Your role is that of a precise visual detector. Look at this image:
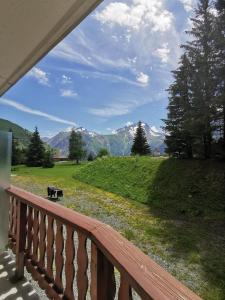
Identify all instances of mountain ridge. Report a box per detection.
[0,118,31,147]
[47,122,165,156]
[0,118,165,156]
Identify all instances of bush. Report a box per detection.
[97,148,109,157]
[42,150,55,168]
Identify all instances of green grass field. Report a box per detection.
[12,158,225,300]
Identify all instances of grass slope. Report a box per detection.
[73,157,225,219]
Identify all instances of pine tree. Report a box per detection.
[165,0,217,159]
[164,54,194,158]
[131,122,151,155]
[215,0,225,155]
[68,129,86,164]
[183,0,217,158]
[26,127,45,167]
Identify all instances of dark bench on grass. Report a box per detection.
[47,186,63,200]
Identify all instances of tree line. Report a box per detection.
[11,121,152,167]
[164,0,225,159]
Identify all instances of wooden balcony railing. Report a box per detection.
[6,185,202,300]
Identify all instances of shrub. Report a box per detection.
[42,150,55,168]
[97,148,109,157]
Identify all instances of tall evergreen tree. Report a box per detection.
[215,0,225,155]
[69,129,86,164]
[164,54,194,158]
[26,127,45,167]
[183,0,217,158]
[164,0,217,159]
[131,122,151,155]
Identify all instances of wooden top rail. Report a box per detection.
[6,185,202,300]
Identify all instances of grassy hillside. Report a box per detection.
[0,118,31,146]
[73,157,225,219]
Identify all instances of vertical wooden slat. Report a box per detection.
[90,242,98,300]
[8,196,13,236]
[15,201,27,279]
[27,206,34,257]
[39,211,46,270]
[90,242,116,300]
[55,220,64,293]
[64,226,75,300]
[77,232,88,300]
[118,275,133,300]
[32,209,39,262]
[46,215,54,281]
[13,197,17,238]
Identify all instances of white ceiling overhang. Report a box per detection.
[0,0,102,96]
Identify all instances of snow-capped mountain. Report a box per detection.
[46,122,165,156]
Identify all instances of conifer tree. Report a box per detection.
[164,0,217,159]
[164,54,194,158]
[215,0,225,155]
[183,0,217,158]
[26,127,45,167]
[183,0,216,158]
[68,129,86,164]
[131,121,151,155]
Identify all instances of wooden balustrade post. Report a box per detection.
[14,201,27,280]
[91,242,116,300]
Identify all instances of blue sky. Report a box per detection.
[0,0,196,137]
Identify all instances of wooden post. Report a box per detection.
[15,201,27,280]
[91,242,116,300]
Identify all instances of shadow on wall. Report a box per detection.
[148,158,225,299]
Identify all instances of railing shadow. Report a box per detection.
[147,158,225,298]
[0,251,40,300]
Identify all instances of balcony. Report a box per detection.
[0,185,202,299]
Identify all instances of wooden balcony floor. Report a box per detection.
[0,251,42,300]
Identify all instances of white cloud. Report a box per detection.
[49,0,182,88]
[89,98,149,117]
[0,98,77,126]
[180,0,194,12]
[61,75,72,84]
[136,72,149,85]
[52,41,95,68]
[155,43,171,63]
[27,67,50,86]
[95,0,173,32]
[60,89,77,98]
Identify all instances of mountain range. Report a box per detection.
[0,119,165,156]
[46,122,165,156]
